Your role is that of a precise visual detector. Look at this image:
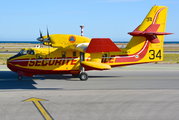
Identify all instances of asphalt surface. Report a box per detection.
[0,64,179,120]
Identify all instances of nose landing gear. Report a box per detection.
[17,75,23,80]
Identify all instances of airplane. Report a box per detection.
[7,5,172,81]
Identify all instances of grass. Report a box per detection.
[164,47,179,51]
[0,48,21,52]
[163,54,179,63]
[0,54,14,65]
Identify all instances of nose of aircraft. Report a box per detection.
[7,53,21,62]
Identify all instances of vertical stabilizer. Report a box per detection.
[123,5,173,63]
[126,6,171,49]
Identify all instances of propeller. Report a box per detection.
[44,27,51,57]
[44,27,51,43]
[37,30,44,47]
[37,30,43,41]
[36,28,51,57]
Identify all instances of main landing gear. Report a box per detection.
[79,72,88,81]
[72,71,88,81]
[72,52,89,81]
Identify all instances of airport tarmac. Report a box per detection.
[0,64,179,120]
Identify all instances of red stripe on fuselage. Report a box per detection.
[8,59,29,66]
[102,40,149,64]
[7,63,80,76]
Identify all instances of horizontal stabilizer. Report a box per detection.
[144,24,160,33]
[128,24,173,43]
[81,61,111,70]
[86,38,121,53]
[144,32,173,35]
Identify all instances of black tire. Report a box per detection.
[17,75,23,80]
[79,72,88,81]
[72,74,79,78]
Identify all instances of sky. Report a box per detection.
[0,0,179,42]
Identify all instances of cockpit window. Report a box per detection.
[18,49,35,55]
[7,49,34,61]
[22,50,28,55]
[29,50,35,55]
[19,49,24,55]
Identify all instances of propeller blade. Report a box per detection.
[47,27,50,57]
[40,30,43,38]
[44,27,51,43]
[37,29,43,41]
[47,27,50,38]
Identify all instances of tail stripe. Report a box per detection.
[153,7,166,24]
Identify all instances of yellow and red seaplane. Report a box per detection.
[7,5,172,80]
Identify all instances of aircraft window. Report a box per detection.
[19,49,24,55]
[62,51,66,58]
[39,56,42,59]
[104,54,107,57]
[29,50,35,55]
[73,52,76,57]
[22,50,28,55]
[62,54,66,58]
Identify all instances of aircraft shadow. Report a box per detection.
[43,74,120,80]
[0,71,63,90]
[0,71,120,89]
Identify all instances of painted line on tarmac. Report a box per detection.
[23,97,54,120]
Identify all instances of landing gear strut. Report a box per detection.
[17,75,23,80]
[79,52,88,81]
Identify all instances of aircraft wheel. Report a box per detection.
[17,75,23,80]
[72,74,79,78]
[79,72,88,81]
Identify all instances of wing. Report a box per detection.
[77,38,121,70]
